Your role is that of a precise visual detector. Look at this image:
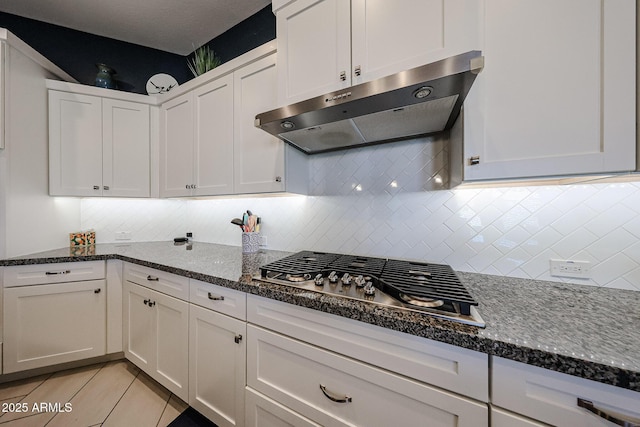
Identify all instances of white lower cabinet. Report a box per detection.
[247,325,488,427]
[123,280,189,401]
[245,388,322,427]
[189,304,246,427]
[490,407,546,427]
[3,280,106,373]
[492,357,640,427]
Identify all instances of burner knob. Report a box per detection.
[354,275,366,287]
[363,282,376,296]
[341,273,351,285]
[328,271,339,283]
[314,274,324,286]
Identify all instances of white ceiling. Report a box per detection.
[0,0,272,55]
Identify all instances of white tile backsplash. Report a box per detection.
[80,147,640,292]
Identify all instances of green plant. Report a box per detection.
[187,45,222,77]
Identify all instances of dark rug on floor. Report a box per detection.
[168,407,218,427]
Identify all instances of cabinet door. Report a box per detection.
[123,281,155,372]
[234,54,285,194]
[49,91,103,196]
[275,0,351,105]
[102,99,150,197]
[153,290,189,402]
[4,280,106,373]
[463,0,636,181]
[189,305,246,427]
[159,92,194,197]
[351,0,481,85]
[193,74,234,196]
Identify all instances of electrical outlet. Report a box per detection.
[115,231,132,241]
[260,235,267,247]
[550,259,591,279]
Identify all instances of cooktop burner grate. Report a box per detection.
[257,251,484,327]
[259,251,340,277]
[380,260,478,315]
[325,254,387,278]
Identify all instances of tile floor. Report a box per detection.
[0,360,188,426]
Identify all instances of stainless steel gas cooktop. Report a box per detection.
[256,251,485,327]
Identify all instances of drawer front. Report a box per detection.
[247,295,488,401]
[247,325,488,427]
[124,263,189,300]
[491,407,546,427]
[189,280,247,320]
[245,388,322,427]
[492,357,640,427]
[3,261,105,287]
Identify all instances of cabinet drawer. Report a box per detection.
[248,325,488,427]
[3,261,105,287]
[491,407,546,427]
[247,295,488,401]
[124,263,189,300]
[492,357,640,427]
[189,280,246,320]
[245,388,321,427]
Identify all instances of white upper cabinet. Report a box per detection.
[102,98,151,196]
[233,54,286,194]
[159,74,234,197]
[160,92,195,197]
[160,49,308,197]
[274,0,481,105]
[463,0,636,181]
[49,88,151,197]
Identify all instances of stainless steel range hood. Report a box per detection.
[255,51,483,154]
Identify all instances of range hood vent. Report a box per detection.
[255,51,483,154]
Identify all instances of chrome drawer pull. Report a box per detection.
[146,275,159,281]
[207,292,225,301]
[319,384,352,403]
[46,270,71,275]
[577,398,639,427]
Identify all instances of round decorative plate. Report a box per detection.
[146,73,179,94]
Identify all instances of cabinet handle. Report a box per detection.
[469,156,480,166]
[148,300,156,307]
[577,398,639,427]
[94,288,101,294]
[185,184,189,189]
[103,185,110,191]
[146,275,159,281]
[354,65,361,77]
[207,292,225,301]
[275,176,282,183]
[45,270,71,275]
[143,299,150,306]
[234,334,242,344]
[319,384,352,403]
[339,71,346,81]
[93,185,100,190]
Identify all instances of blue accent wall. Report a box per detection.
[0,4,275,94]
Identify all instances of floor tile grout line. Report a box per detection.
[155,392,174,427]
[43,361,108,427]
[99,365,141,426]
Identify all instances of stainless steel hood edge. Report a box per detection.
[255,51,484,154]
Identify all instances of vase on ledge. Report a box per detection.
[95,63,116,89]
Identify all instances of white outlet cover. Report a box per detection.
[550,259,591,279]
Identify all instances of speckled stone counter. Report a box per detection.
[2,241,639,393]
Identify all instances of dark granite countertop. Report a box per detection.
[2,241,639,393]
